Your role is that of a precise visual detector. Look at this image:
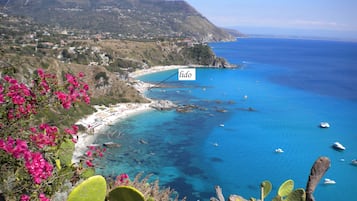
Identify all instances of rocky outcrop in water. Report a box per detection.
[150,100,177,110]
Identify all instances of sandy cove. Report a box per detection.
[128,65,188,78]
[72,65,188,163]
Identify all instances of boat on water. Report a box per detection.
[275,148,284,153]
[351,159,357,166]
[320,122,330,128]
[332,142,346,151]
[324,178,336,184]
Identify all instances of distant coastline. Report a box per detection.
[240,34,357,42]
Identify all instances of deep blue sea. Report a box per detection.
[95,38,357,201]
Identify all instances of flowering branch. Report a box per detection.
[0,68,92,200]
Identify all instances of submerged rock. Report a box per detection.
[176,104,199,113]
[139,139,148,144]
[216,109,228,113]
[103,142,121,148]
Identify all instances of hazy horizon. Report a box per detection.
[228,25,357,41]
[185,0,357,41]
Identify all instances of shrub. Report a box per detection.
[0,69,93,200]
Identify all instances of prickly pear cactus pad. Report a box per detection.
[261,180,272,199]
[67,175,107,201]
[286,188,306,201]
[278,179,294,197]
[109,186,145,201]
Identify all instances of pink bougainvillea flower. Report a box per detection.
[85,160,94,167]
[20,194,30,201]
[0,69,91,199]
[86,151,93,157]
[39,193,50,201]
[78,72,85,78]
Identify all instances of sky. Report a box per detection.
[185,0,357,40]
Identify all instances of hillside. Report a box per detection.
[0,0,235,42]
[0,13,233,107]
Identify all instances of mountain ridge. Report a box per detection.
[1,0,236,42]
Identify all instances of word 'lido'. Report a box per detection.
[178,68,196,81]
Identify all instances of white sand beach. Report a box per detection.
[72,65,188,163]
[129,65,188,78]
[72,103,153,163]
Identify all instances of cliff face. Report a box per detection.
[1,0,235,42]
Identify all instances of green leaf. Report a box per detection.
[55,159,61,170]
[58,139,75,166]
[80,167,95,179]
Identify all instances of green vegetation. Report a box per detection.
[261,180,273,201]
[67,175,107,201]
[66,173,184,201]
[3,0,235,42]
[108,186,145,201]
[211,157,330,201]
[183,43,215,65]
[273,179,305,201]
[0,6,239,201]
[0,69,94,200]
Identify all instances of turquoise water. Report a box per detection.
[95,38,357,200]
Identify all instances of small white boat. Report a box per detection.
[275,148,284,153]
[212,142,219,147]
[332,142,346,151]
[351,159,357,166]
[320,122,330,128]
[219,124,225,127]
[324,178,336,184]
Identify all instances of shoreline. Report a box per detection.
[72,65,189,163]
[129,65,188,78]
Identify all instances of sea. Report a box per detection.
[95,38,357,201]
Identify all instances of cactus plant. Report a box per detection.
[260,180,272,201]
[278,179,294,198]
[67,175,107,201]
[286,188,306,201]
[146,196,155,201]
[272,179,306,201]
[109,186,145,201]
[272,196,283,201]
